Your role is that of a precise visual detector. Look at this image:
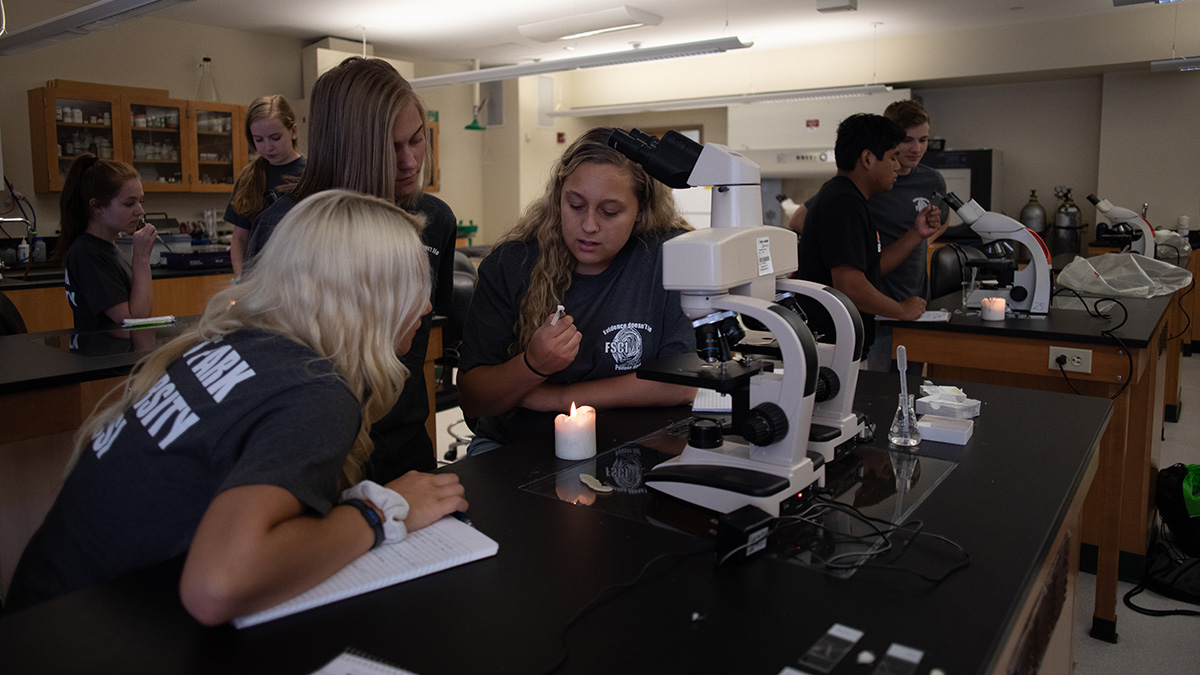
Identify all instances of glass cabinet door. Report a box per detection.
[188,102,246,192]
[27,84,128,192]
[124,97,188,191]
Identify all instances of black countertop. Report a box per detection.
[0,318,199,394]
[0,372,1111,675]
[889,291,1172,348]
[0,264,233,291]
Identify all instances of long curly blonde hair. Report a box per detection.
[71,190,430,490]
[497,127,691,354]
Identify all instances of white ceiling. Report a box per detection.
[35,1,1173,67]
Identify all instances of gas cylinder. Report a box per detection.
[1019,189,1047,234]
[1049,186,1083,256]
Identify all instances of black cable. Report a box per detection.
[772,494,970,583]
[539,544,714,675]
[1167,277,1194,342]
[1056,358,1083,396]
[1093,298,1135,400]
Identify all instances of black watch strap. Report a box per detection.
[342,498,384,549]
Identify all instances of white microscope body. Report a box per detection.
[941,191,1053,314]
[610,130,824,516]
[1088,194,1156,258]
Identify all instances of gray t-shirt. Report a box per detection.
[8,330,360,610]
[459,231,695,445]
[866,164,948,301]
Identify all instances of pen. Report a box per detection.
[451,511,473,527]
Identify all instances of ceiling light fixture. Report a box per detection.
[549,84,893,117]
[1113,1,1184,6]
[817,0,859,13]
[1150,55,1200,71]
[0,0,196,55]
[410,37,751,90]
[518,6,663,42]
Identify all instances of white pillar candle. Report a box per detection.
[980,297,1006,321]
[554,402,596,460]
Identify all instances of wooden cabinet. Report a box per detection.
[125,94,190,192]
[189,101,247,192]
[28,80,247,194]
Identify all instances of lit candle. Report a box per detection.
[554,402,596,460]
[980,297,1006,321]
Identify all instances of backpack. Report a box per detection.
[1123,463,1200,616]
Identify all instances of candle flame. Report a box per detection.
[569,401,577,416]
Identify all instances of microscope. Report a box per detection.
[609,129,827,516]
[1087,193,1156,258]
[938,191,1052,314]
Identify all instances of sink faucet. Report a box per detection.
[2,216,36,279]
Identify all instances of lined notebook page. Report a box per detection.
[310,649,417,675]
[234,516,498,628]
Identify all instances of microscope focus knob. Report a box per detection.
[741,402,789,446]
[1010,285,1028,302]
[815,366,840,403]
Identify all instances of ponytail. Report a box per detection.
[54,154,139,263]
[229,156,270,218]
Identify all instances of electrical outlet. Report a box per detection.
[1048,346,1092,374]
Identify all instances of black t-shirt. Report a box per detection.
[223,156,306,232]
[64,232,132,329]
[367,193,458,481]
[243,191,458,482]
[796,175,881,348]
[458,231,695,445]
[7,330,359,610]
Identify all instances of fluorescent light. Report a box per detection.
[1151,56,1200,71]
[519,6,662,42]
[0,0,196,55]
[817,0,858,12]
[1114,1,1183,6]
[548,84,893,117]
[410,37,751,90]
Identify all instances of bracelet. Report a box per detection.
[342,498,384,549]
[523,351,551,378]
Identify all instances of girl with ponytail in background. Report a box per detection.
[54,154,154,329]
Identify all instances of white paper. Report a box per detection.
[234,516,498,628]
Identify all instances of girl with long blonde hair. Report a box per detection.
[457,127,697,451]
[8,190,468,625]
[243,56,459,485]
[226,95,304,275]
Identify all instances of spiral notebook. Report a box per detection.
[233,516,498,629]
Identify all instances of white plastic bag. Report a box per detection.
[1057,252,1193,298]
[1153,229,1193,267]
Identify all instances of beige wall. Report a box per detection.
[0,4,306,235]
[918,78,1104,219]
[1098,70,1200,232]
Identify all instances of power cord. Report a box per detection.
[538,544,714,674]
[770,492,971,583]
[1167,277,1193,342]
[1046,290,1135,400]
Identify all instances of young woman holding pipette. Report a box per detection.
[53,154,156,329]
[8,191,468,625]
[457,128,697,453]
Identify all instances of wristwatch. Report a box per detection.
[342,498,384,549]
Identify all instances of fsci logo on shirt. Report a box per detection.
[912,196,933,213]
[603,322,651,371]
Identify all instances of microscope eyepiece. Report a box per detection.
[607,128,703,189]
[935,191,965,211]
